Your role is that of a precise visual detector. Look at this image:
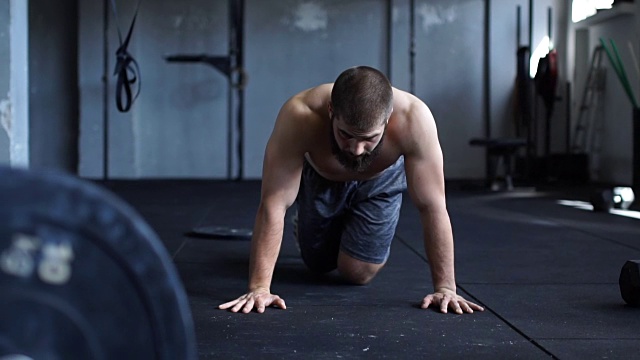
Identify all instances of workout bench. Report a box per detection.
[469,138,527,191]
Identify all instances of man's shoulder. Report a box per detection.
[391,87,428,112]
[282,84,331,119]
[289,83,332,107]
[388,91,435,156]
[273,86,329,148]
[390,90,432,127]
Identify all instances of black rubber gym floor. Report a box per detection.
[103,180,640,359]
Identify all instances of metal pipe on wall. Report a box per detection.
[233,0,245,180]
[527,0,534,165]
[69,0,80,174]
[102,0,109,179]
[484,0,491,180]
[484,0,491,141]
[386,0,393,82]
[517,5,521,48]
[226,0,234,179]
[545,6,552,157]
[548,6,552,43]
[528,0,533,59]
[409,0,415,94]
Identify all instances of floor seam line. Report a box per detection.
[480,200,640,253]
[394,234,559,359]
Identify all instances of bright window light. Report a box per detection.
[530,36,550,78]
[572,0,614,23]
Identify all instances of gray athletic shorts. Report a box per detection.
[295,156,407,273]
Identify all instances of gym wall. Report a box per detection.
[78,0,230,178]
[2,0,570,181]
[411,0,484,179]
[244,0,394,179]
[78,0,398,179]
[76,0,489,179]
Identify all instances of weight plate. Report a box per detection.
[187,226,252,240]
[620,260,640,307]
[0,167,197,360]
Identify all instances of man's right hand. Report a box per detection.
[218,288,287,313]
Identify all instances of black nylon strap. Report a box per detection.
[109,0,141,113]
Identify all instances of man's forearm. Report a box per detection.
[420,209,456,291]
[248,204,286,291]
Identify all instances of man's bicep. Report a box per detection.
[405,152,446,213]
[260,127,304,213]
[404,112,446,212]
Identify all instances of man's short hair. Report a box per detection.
[331,66,393,130]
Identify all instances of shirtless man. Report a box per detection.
[219,66,483,315]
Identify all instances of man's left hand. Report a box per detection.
[421,288,484,314]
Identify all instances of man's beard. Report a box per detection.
[330,126,384,173]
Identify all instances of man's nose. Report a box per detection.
[348,140,367,157]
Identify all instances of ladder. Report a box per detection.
[572,46,606,156]
[572,45,607,180]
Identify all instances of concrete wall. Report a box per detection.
[243,0,392,178]
[78,0,489,179]
[412,0,484,177]
[79,0,396,179]
[79,0,229,178]
[0,1,9,165]
[71,0,567,180]
[489,0,529,141]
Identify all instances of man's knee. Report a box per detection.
[337,251,385,285]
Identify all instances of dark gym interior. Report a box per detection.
[2,1,640,359]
